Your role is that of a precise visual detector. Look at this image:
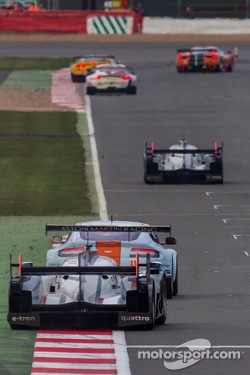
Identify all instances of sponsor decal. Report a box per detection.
[8,313,40,327]
[46,224,171,233]
[118,312,151,327]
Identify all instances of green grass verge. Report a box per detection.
[0,111,98,216]
[0,57,72,70]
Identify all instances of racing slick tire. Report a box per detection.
[86,87,96,95]
[156,300,166,326]
[71,74,86,83]
[173,265,178,296]
[216,61,223,72]
[143,172,153,184]
[166,276,173,299]
[127,86,137,95]
[147,286,156,330]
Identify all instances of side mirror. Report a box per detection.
[165,237,177,245]
[51,235,62,244]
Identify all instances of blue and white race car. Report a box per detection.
[46,221,178,299]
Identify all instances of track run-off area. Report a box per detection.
[1,36,250,375]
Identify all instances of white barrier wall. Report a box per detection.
[143,17,250,34]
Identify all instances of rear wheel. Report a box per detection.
[166,276,173,299]
[127,86,137,95]
[86,87,96,95]
[173,265,178,296]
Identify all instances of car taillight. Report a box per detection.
[59,247,85,257]
[91,60,98,65]
[122,76,131,80]
[76,63,87,68]
[214,141,218,154]
[211,52,217,59]
[177,54,183,59]
[131,248,157,256]
[151,142,154,155]
[92,76,102,80]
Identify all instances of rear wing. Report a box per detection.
[145,142,223,156]
[177,49,191,53]
[73,55,115,61]
[46,224,177,246]
[46,224,173,235]
[10,253,152,281]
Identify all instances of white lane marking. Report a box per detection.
[233,234,250,239]
[215,205,250,209]
[207,191,250,195]
[223,218,250,223]
[85,95,108,221]
[244,251,249,256]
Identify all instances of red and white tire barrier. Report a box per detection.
[51,68,86,111]
[31,330,131,375]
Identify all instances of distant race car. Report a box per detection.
[8,250,167,330]
[85,65,137,95]
[143,138,223,184]
[46,221,178,299]
[176,46,238,72]
[70,55,117,82]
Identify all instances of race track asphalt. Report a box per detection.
[1,40,250,375]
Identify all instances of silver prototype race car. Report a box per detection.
[144,138,223,184]
[85,64,137,95]
[8,249,167,330]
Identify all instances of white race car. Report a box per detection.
[144,138,223,184]
[46,221,178,299]
[85,65,137,95]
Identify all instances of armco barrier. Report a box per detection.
[0,10,139,33]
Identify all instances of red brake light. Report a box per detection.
[211,52,217,58]
[92,75,101,81]
[178,54,183,59]
[214,142,218,154]
[81,63,87,68]
[91,60,98,65]
[151,142,154,155]
[122,76,131,81]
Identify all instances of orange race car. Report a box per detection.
[176,46,238,73]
